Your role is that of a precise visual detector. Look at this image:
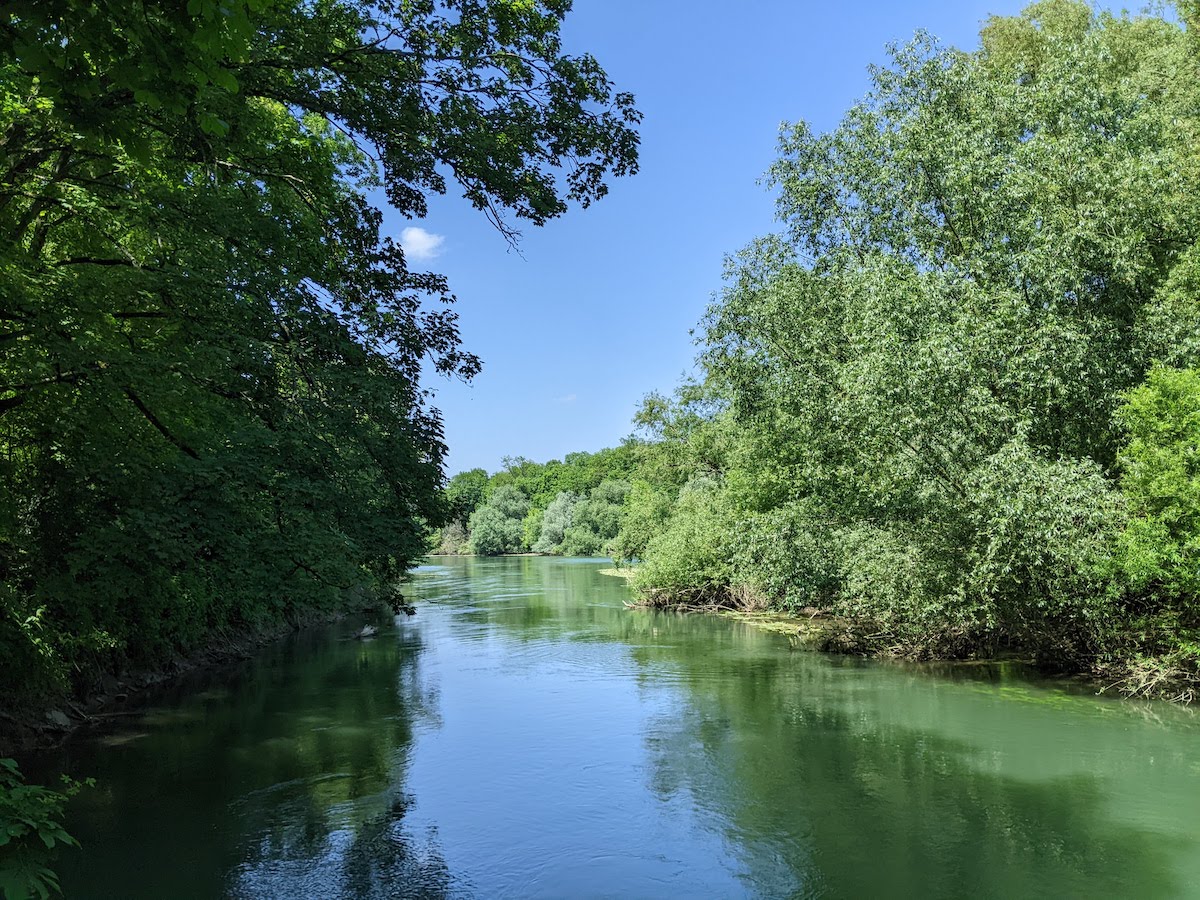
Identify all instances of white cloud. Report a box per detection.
[556,393,577,404]
[399,226,445,262]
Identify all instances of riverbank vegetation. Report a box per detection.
[0,0,639,718]
[446,1,1200,700]
[0,759,90,900]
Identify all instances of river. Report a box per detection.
[31,556,1200,898]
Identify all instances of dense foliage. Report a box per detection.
[629,0,1200,696]
[0,759,88,900]
[464,2,1200,698]
[0,0,639,707]
[433,447,639,556]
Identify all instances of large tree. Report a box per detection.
[639,2,1200,673]
[0,0,639,699]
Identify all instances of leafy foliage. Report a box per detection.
[1104,367,1200,697]
[632,478,737,604]
[625,1,1200,684]
[1116,367,1200,600]
[443,446,641,557]
[533,491,578,554]
[0,1,639,702]
[610,481,673,565]
[445,469,490,524]
[561,479,630,556]
[0,759,89,900]
[471,2,1200,699]
[467,485,529,555]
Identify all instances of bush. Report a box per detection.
[736,500,841,611]
[1115,367,1200,600]
[611,481,674,565]
[1099,367,1200,695]
[634,478,739,604]
[0,759,89,900]
[467,486,529,555]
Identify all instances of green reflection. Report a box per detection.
[416,557,1200,898]
[24,558,1200,899]
[34,621,448,899]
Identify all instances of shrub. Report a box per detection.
[634,478,738,604]
[1115,367,1200,600]
[0,759,90,900]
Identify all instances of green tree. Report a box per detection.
[633,477,738,605]
[635,1,1200,678]
[1109,366,1200,695]
[467,485,529,555]
[445,469,490,523]
[561,479,630,556]
[611,480,674,565]
[533,491,579,554]
[1116,367,1200,601]
[0,0,639,701]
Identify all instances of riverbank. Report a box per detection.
[611,569,1195,704]
[0,609,375,755]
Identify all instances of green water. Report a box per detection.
[31,557,1200,898]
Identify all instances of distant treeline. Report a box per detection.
[446,1,1200,700]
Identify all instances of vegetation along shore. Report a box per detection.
[434,2,1200,705]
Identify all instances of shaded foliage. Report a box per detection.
[0,759,89,900]
[0,1,638,702]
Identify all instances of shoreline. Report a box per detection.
[0,609,367,756]
[613,575,1192,704]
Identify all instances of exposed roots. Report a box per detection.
[1098,655,1200,704]
[629,581,769,613]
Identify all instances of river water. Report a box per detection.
[34,556,1200,898]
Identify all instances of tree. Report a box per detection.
[467,485,528,555]
[611,480,673,565]
[0,0,640,699]
[533,491,579,553]
[434,520,470,555]
[638,2,1200,672]
[446,469,490,523]
[562,479,630,556]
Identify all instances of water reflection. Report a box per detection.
[35,619,453,899]
[642,666,1184,898]
[25,557,1200,899]
[413,557,1200,899]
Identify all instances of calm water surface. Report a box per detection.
[31,557,1200,898]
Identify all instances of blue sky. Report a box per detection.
[381,0,1044,476]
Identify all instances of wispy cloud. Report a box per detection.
[556,393,577,405]
[399,226,445,262]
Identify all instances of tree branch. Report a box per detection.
[123,387,201,459]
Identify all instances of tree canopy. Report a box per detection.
[625,0,1200,692]
[0,0,639,703]
[461,1,1200,700]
